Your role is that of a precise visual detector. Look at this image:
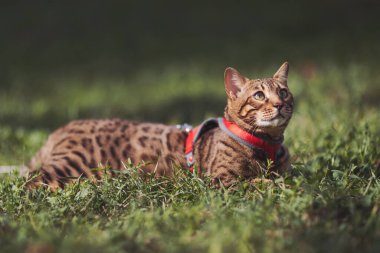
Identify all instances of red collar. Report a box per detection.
[184,118,283,172]
[220,118,282,161]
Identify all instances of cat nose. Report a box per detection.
[273,102,284,110]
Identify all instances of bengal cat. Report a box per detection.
[26,62,293,189]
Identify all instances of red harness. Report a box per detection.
[184,118,283,172]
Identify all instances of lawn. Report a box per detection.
[0,63,379,253]
[1,1,380,252]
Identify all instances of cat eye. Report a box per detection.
[279,89,288,98]
[253,91,265,101]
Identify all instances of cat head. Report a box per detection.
[224,62,294,140]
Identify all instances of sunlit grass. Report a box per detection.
[0,64,379,252]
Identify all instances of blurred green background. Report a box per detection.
[0,0,379,162]
[1,2,380,252]
[0,0,379,129]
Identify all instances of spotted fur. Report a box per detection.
[26,62,293,189]
[198,62,294,186]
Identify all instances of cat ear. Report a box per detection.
[224,67,246,99]
[273,62,289,85]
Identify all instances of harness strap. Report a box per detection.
[218,118,282,161]
[184,117,283,173]
[185,118,219,172]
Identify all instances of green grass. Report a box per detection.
[1,64,380,253]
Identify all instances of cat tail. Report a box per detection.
[0,165,29,176]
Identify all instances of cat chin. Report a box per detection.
[256,117,288,128]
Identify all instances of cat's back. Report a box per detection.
[27,118,187,189]
[30,118,141,166]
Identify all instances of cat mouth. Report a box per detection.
[274,113,285,119]
[257,114,288,127]
[266,113,286,121]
